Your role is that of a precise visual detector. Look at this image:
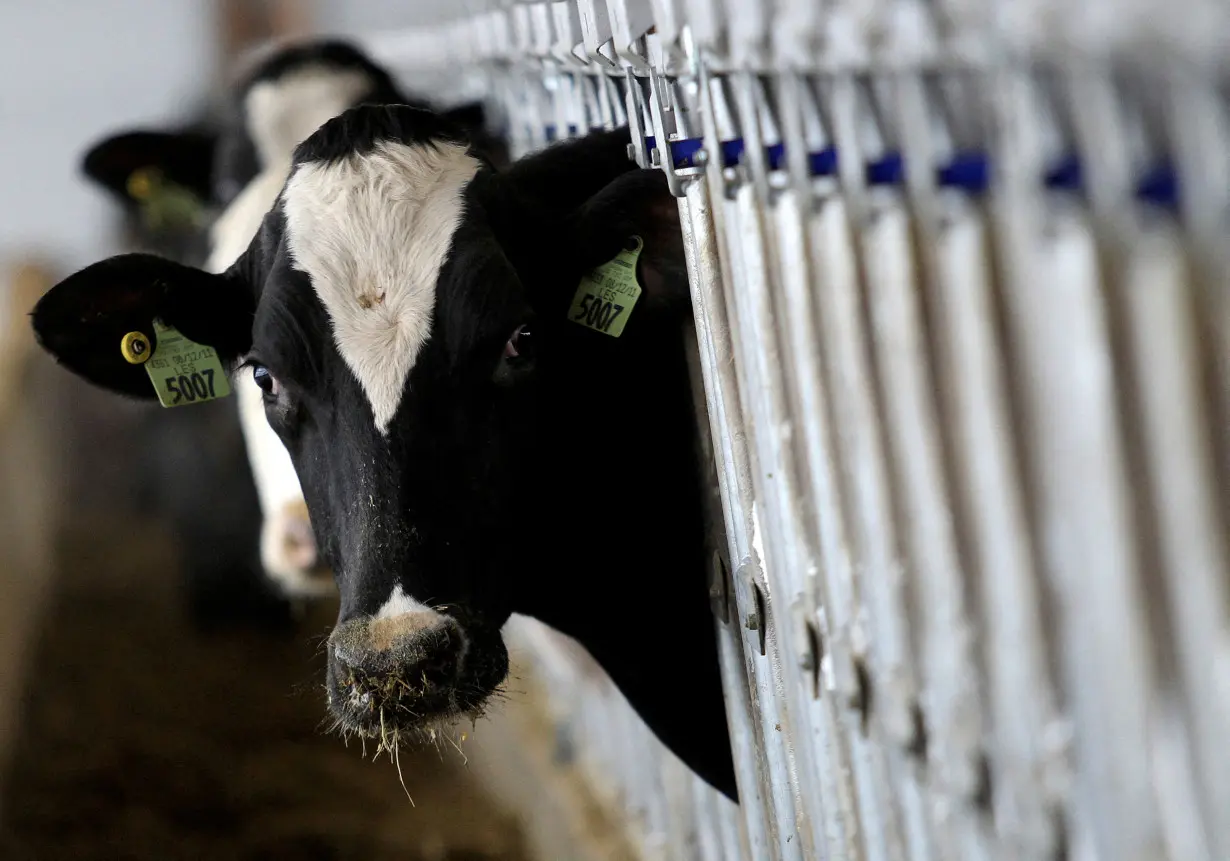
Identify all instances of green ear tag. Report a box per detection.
[128,168,205,232]
[567,236,644,337]
[143,319,231,408]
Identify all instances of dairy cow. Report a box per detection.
[33,105,738,798]
[78,39,506,600]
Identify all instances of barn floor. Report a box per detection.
[0,508,530,861]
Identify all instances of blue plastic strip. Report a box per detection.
[1044,155,1082,190]
[720,138,746,168]
[809,147,839,176]
[670,137,706,168]
[1135,162,1179,209]
[937,152,990,193]
[766,142,786,172]
[866,153,904,186]
[626,130,1188,209]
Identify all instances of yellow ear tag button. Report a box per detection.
[568,236,644,338]
[141,318,232,408]
[120,331,152,364]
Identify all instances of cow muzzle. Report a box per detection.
[326,608,481,736]
[262,500,334,598]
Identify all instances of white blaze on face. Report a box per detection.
[207,64,379,594]
[374,583,435,620]
[370,584,467,662]
[282,139,480,433]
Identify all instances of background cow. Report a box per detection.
[32,106,738,799]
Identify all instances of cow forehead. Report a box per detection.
[281,140,480,433]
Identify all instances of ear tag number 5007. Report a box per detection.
[131,319,232,408]
[568,236,644,338]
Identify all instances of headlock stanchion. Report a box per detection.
[362,2,1230,858]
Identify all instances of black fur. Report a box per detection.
[33,109,737,800]
[292,103,469,167]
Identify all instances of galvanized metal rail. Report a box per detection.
[360,2,1230,858]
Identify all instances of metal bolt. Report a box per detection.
[745,612,760,631]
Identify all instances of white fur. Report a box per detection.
[208,63,380,593]
[244,67,375,167]
[282,139,480,433]
[205,166,286,274]
[374,583,436,620]
[373,585,468,666]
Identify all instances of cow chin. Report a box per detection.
[324,611,509,742]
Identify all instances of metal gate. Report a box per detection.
[360,2,1230,859]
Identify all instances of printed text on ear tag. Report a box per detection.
[568,236,644,338]
[143,319,231,408]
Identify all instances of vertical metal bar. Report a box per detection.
[885,68,998,861]
[1117,221,1225,861]
[884,64,1068,861]
[1063,59,1228,861]
[986,66,1165,861]
[725,68,849,858]
[709,116,811,854]
[774,64,921,861]
[821,69,936,861]
[1157,65,1230,861]
[681,165,790,859]
[678,178,777,861]
[802,182,920,861]
[688,45,817,858]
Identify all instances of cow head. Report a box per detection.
[77,39,506,602]
[33,105,692,742]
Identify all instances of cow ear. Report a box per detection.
[81,129,218,208]
[572,168,690,317]
[30,253,254,400]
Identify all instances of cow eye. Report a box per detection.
[503,324,533,360]
[493,323,536,386]
[251,364,281,400]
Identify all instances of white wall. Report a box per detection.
[0,0,215,273]
[310,0,501,35]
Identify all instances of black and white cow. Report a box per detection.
[79,39,508,601]
[32,105,737,799]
